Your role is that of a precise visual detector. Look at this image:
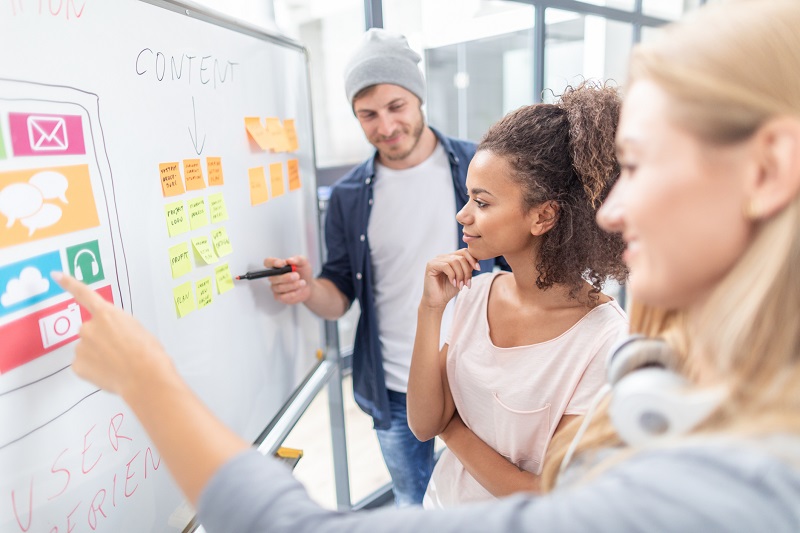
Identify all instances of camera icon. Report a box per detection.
[38,303,82,349]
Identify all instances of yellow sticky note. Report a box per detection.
[214,263,234,294]
[165,200,189,237]
[287,159,302,191]
[265,117,290,152]
[283,119,299,152]
[207,157,224,186]
[249,167,269,205]
[269,162,285,198]
[211,227,233,257]
[183,159,206,191]
[191,236,218,264]
[173,281,196,318]
[159,162,185,197]
[208,193,229,223]
[196,277,213,309]
[168,242,192,279]
[188,197,209,230]
[245,117,270,150]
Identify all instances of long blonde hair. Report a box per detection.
[542,0,800,491]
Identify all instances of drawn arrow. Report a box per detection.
[188,96,206,155]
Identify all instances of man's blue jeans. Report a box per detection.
[375,390,435,507]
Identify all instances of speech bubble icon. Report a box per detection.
[0,182,44,228]
[20,203,62,236]
[29,170,69,204]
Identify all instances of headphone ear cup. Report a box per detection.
[610,369,724,447]
[75,265,84,281]
[610,367,688,447]
[91,258,99,276]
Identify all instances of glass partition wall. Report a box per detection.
[387,0,702,142]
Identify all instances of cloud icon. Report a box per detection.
[1,266,50,307]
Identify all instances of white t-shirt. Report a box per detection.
[424,271,629,508]
[368,142,456,392]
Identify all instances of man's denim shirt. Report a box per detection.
[319,127,504,430]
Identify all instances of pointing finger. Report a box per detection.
[51,272,107,315]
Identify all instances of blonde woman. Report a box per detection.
[55,0,800,530]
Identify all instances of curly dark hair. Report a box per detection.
[477,82,628,304]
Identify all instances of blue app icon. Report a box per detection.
[0,251,64,317]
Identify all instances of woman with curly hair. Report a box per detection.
[407,82,629,507]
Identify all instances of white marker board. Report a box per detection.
[0,1,324,531]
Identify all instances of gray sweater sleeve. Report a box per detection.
[197,445,800,533]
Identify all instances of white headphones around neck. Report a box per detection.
[559,335,725,479]
[607,334,724,447]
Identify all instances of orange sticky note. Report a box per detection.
[207,157,224,186]
[287,159,302,191]
[283,119,299,152]
[245,117,270,150]
[159,162,185,197]
[183,159,205,191]
[269,162,285,198]
[248,167,269,205]
[265,117,290,152]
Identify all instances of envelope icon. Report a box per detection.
[27,116,68,151]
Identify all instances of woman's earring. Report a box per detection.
[743,199,762,220]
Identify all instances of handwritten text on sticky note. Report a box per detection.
[287,159,302,191]
[209,193,229,223]
[211,227,233,257]
[207,157,224,186]
[183,159,206,191]
[196,277,213,309]
[188,197,209,230]
[269,162,285,198]
[165,200,189,237]
[265,117,290,152]
[245,117,270,150]
[173,281,196,317]
[169,242,192,279]
[249,167,269,205]
[191,236,218,264]
[159,162,185,197]
[283,119,299,152]
[215,263,234,294]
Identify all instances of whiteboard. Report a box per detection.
[0,1,324,531]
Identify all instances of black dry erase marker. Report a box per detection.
[235,265,297,280]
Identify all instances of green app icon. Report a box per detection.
[0,121,7,160]
[66,240,105,284]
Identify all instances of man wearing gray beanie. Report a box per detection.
[265,28,506,506]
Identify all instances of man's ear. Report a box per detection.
[531,201,559,236]
[745,117,800,220]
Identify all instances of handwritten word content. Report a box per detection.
[135,50,239,88]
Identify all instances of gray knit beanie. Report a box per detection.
[344,28,426,105]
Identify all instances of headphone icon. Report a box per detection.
[73,249,99,281]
